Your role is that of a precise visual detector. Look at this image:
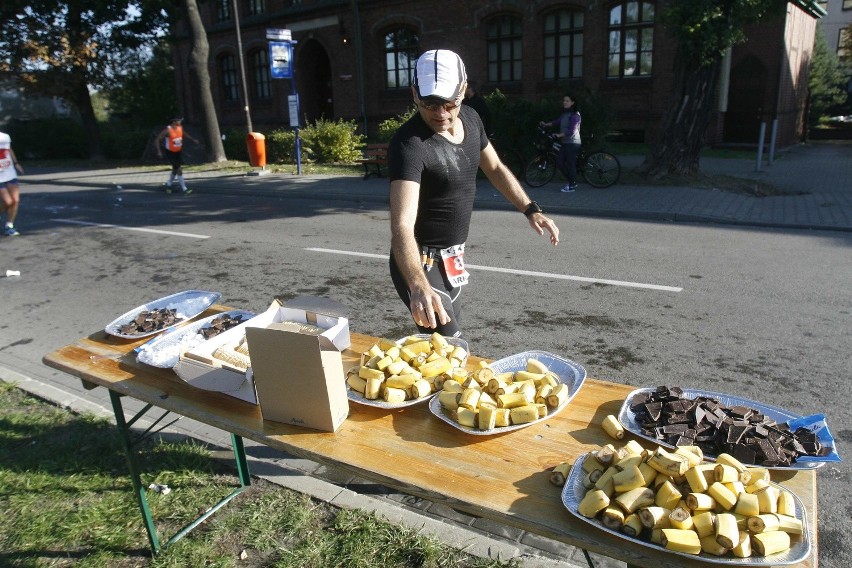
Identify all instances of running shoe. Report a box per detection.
[4,225,20,236]
[560,184,575,193]
[181,187,192,195]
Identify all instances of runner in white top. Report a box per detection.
[0,132,24,236]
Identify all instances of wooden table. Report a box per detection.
[43,306,818,567]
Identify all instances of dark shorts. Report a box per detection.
[165,150,183,169]
[389,251,463,337]
[0,178,19,190]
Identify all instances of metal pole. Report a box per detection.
[756,122,766,172]
[232,0,253,133]
[768,118,778,165]
[352,0,368,135]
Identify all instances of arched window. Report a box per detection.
[543,9,584,80]
[608,2,654,78]
[249,49,271,100]
[384,28,419,90]
[219,54,239,102]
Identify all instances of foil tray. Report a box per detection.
[136,309,256,368]
[618,387,828,470]
[429,350,586,435]
[561,454,810,565]
[347,335,469,409]
[105,290,221,339]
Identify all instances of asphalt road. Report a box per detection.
[1,181,850,567]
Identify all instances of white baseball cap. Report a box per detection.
[414,49,467,103]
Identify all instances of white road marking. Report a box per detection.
[52,219,210,240]
[304,247,683,292]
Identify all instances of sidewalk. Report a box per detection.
[24,140,852,232]
[6,141,851,567]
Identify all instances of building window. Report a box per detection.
[246,0,265,16]
[543,9,584,80]
[608,2,655,78]
[844,0,852,10]
[250,49,271,100]
[487,15,522,83]
[384,28,419,90]
[219,54,240,102]
[216,0,231,23]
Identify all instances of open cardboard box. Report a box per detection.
[174,296,350,415]
[246,296,350,432]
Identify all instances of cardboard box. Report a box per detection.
[173,296,350,408]
[246,296,351,432]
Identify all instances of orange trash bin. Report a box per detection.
[246,132,266,167]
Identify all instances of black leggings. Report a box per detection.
[389,251,462,337]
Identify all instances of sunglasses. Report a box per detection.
[418,98,461,112]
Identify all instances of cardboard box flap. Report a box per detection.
[275,295,350,319]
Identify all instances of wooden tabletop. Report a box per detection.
[42,306,818,568]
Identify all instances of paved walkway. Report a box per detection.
[24,140,852,232]
[4,141,851,567]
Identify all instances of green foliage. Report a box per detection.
[221,127,250,162]
[266,128,298,164]
[376,106,417,142]
[808,27,849,124]
[298,118,366,163]
[99,121,151,160]
[660,0,787,67]
[486,87,616,155]
[105,40,179,128]
[5,118,86,160]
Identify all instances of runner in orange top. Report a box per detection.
[155,117,199,194]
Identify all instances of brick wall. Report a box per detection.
[172,0,817,148]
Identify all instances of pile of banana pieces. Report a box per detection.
[347,332,467,404]
[555,427,803,559]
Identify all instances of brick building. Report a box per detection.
[171,0,824,147]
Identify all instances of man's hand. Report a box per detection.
[408,285,451,329]
[528,212,560,246]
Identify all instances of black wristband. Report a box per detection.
[523,201,543,218]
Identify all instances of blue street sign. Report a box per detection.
[269,41,293,79]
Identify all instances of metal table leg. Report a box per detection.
[109,390,251,553]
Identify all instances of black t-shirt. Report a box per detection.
[388,105,488,249]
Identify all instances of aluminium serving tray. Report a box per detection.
[618,387,829,470]
[136,309,256,369]
[561,453,810,565]
[429,350,586,435]
[105,290,221,339]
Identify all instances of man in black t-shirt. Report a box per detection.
[388,49,559,337]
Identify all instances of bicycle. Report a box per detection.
[523,128,621,188]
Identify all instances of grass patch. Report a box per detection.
[0,382,516,568]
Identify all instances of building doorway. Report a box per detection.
[296,39,333,124]
[724,55,768,143]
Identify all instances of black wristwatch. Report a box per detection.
[523,201,543,218]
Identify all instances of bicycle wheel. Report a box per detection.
[524,155,556,187]
[581,151,621,188]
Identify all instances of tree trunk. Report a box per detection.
[639,51,722,178]
[72,79,106,161]
[183,0,226,163]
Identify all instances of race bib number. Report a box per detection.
[173,137,183,148]
[440,243,470,287]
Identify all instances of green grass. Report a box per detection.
[0,382,517,568]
